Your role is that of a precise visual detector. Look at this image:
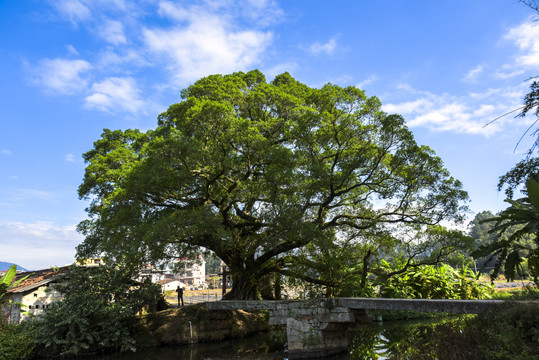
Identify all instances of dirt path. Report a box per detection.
[493,280,533,290]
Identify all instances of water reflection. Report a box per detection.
[84,317,472,360]
[86,332,286,360]
[347,316,470,360]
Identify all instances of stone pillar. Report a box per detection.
[286,303,355,359]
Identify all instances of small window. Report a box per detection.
[35,305,39,309]
[34,293,38,297]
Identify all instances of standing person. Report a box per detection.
[176,285,184,307]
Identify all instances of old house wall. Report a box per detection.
[19,284,63,322]
[1,293,23,324]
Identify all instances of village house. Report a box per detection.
[166,255,207,289]
[156,278,185,292]
[1,266,69,324]
[2,256,209,323]
[136,255,208,292]
[138,264,168,284]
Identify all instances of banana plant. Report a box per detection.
[473,179,539,285]
[1,265,31,307]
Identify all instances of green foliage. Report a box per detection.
[498,157,539,198]
[28,264,162,357]
[268,327,287,348]
[517,80,539,155]
[349,304,539,360]
[0,265,30,305]
[471,303,539,360]
[468,210,502,272]
[473,179,539,285]
[379,263,493,300]
[77,70,468,299]
[491,285,539,300]
[468,211,498,246]
[283,225,475,298]
[205,251,223,274]
[347,317,478,360]
[0,323,35,360]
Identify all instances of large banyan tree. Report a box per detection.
[77,70,468,299]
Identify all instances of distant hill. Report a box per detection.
[0,261,28,272]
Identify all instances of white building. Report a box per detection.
[156,278,185,292]
[167,255,206,289]
[2,266,70,324]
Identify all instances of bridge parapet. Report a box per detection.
[205,299,336,325]
[204,297,506,359]
[336,297,505,314]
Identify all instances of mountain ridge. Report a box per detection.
[0,261,29,272]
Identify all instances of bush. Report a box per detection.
[0,323,35,360]
[379,264,494,300]
[492,285,539,300]
[27,264,162,357]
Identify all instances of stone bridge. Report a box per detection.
[205,297,505,359]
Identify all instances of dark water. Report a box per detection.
[87,332,285,360]
[87,316,470,360]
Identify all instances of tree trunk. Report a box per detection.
[222,272,260,300]
[359,249,372,292]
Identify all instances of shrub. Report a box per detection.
[27,264,162,357]
[379,264,494,299]
[0,323,35,360]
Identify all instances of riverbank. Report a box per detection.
[134,304,269,347]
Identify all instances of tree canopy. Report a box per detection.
[77,70,468,299]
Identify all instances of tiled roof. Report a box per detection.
[7,266,71,293]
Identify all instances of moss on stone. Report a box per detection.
[134,304,269,349]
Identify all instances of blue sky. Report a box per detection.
[1,1,538,270]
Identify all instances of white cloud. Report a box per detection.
[396,83,414,91]
[157,1,191,20]
[497,20,539,78]
[65,154,76,162]
[66,45,79,55]
[48,0,130,23]
[263,62,299,78]
[143,2,273,82]
[49,0,91,24]
[505,21,539,68]
[84,77,146,114]
[35,0,281,112]
[463,65,484,83]
[1,149,12,155]
[33,58,92,94]
[383,85,526,136]
[97,48,147,68]
[157,0,283,26]
[0,187,57,209]
[384,98,432,115]
[0,221,82,269]
[308,37,337,55]
[14,188,56,201]
[241,0,284,26]
[98,19,127,45]
[495,64,526,79]
[357,74,379,89]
